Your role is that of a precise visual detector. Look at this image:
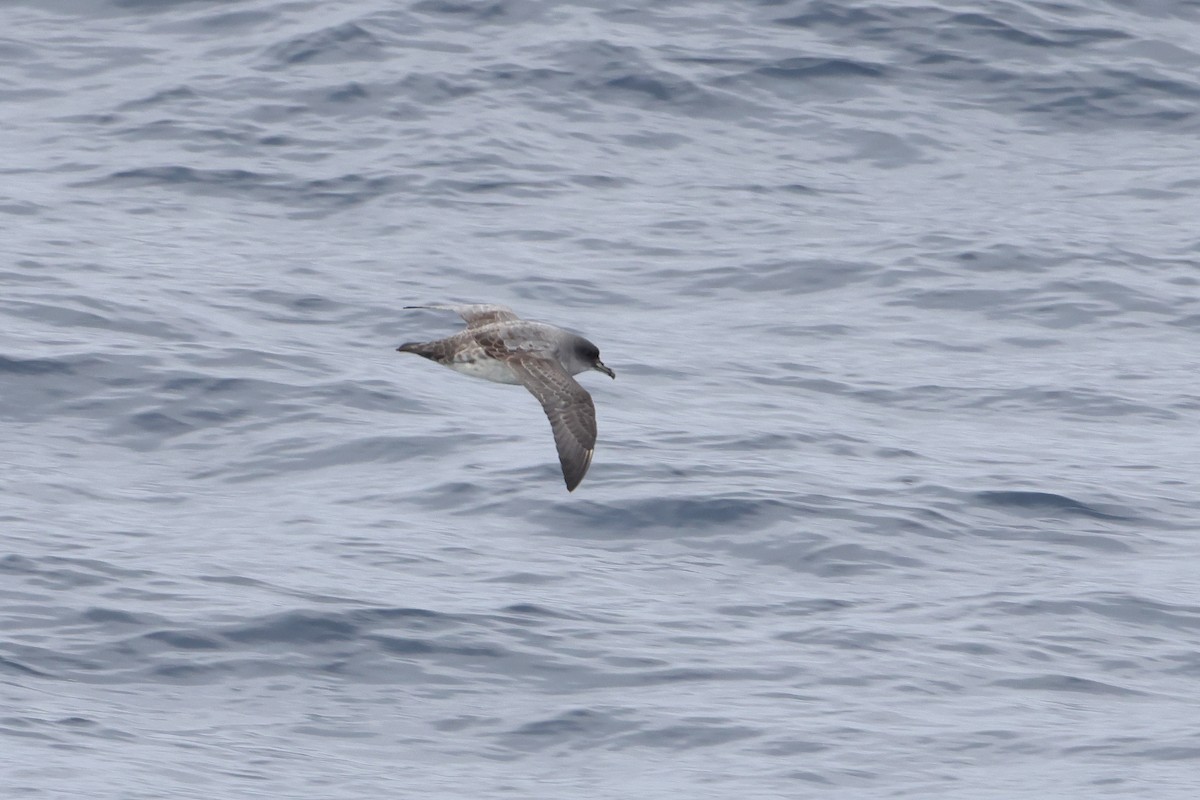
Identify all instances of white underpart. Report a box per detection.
[447,352,523,385]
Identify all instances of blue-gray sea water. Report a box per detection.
[3,1,1200,797]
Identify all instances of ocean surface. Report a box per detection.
[3,0,1200,797]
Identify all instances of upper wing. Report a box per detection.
[404,303,519,329]
[507,355,598,492]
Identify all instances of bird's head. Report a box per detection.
[571,337,615,379]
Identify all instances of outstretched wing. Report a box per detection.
[507,355,597,492]
[404,303,519,329]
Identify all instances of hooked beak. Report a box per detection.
[595,361,615,379]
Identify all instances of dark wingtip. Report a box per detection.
[562,462,584,492]
[561,449,594,492]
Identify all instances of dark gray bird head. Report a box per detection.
[566,336,615,379]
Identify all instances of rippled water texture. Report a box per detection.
[4,0,1200,797]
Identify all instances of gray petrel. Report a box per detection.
[397,303,614,491]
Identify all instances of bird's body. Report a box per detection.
[396,304,614,491]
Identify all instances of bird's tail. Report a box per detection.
[396,341,439,360]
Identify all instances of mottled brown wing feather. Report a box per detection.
[472,330,514,360]
[405,303,519,328]
[507,356,597,492]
